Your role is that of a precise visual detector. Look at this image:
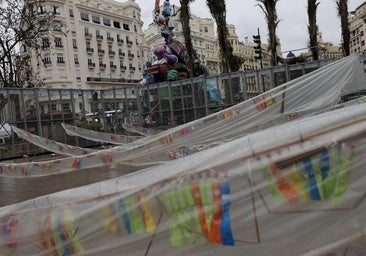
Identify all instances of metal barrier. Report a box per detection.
[137,58,337,128]
[0,57,359,160]
[0,87,137,159]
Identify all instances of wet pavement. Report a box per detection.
[0,154,143,207]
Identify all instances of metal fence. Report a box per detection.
[0,57,361,160]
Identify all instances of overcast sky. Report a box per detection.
[131,0,365,54]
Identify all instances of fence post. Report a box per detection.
[203,77,209,116]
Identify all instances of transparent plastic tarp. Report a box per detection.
[61,123,142,145]
[1,103,366,255]
[1,55,365,177]
[12,126,98,156]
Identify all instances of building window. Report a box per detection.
[76,70,81,80]
[92,15,100,24]
[103,18,111,26]
[55,38,63,47]
[113,21,121,28]
[123,23,130,31]
[53,6,60,15]
[74,55,79,64]
[73,39,77,49]
[70,23,76,34]
[58,69,67,79]
[42,38,50,48]
[51,104,57,111]
[204,27,208,33]
[37,6,46,14]
[69,8,74,17]
[62,103,70,111]
[80,12,89,21]
[43,54,51,64]
[57,54,64,64]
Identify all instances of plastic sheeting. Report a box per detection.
[61,123,142,145]
[122,123,162,136]
[1,103,366,255]
[1,55,365,177]
[12,126,98,156]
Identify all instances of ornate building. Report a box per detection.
[27,0,145,89]
[25,0,145,114]
[349,2,366,54]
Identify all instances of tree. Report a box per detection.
[0,0,53,89]
[206,0,244,103]
[206,0,238,73]
[336,0,350,56]
[179,0,198,77]
[307,0,320,60]
[0,0,53,118]
[256,0,280,66]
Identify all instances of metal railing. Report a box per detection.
[1,56,363,160]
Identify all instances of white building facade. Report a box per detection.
[26,0,145,115]
[349,2,366,54]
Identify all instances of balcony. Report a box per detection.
[129,66,136,72]
[99,63,106,69]
[128,53,134,59]
[84,33,92,39]
[108,50,115,56]
[88,62,96,68]
[96,35,103,41]
[86,47,94,53]
[87,77,126,83]
[110,64,117,70]
[98,49,105,55]
[127,40,133,47]
[120,65,127,71]
[117,39,124,44]
[119,52,125,58]
[107,37,114,43]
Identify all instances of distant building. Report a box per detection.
[144,12,221,75]
[144,8,275,76]
[24,0,145,115]
[349,2,366,54]
[299,32,343,61]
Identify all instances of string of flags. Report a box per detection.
[160,172,235,247]
[103,192,156,236]
[263,148,354,206]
